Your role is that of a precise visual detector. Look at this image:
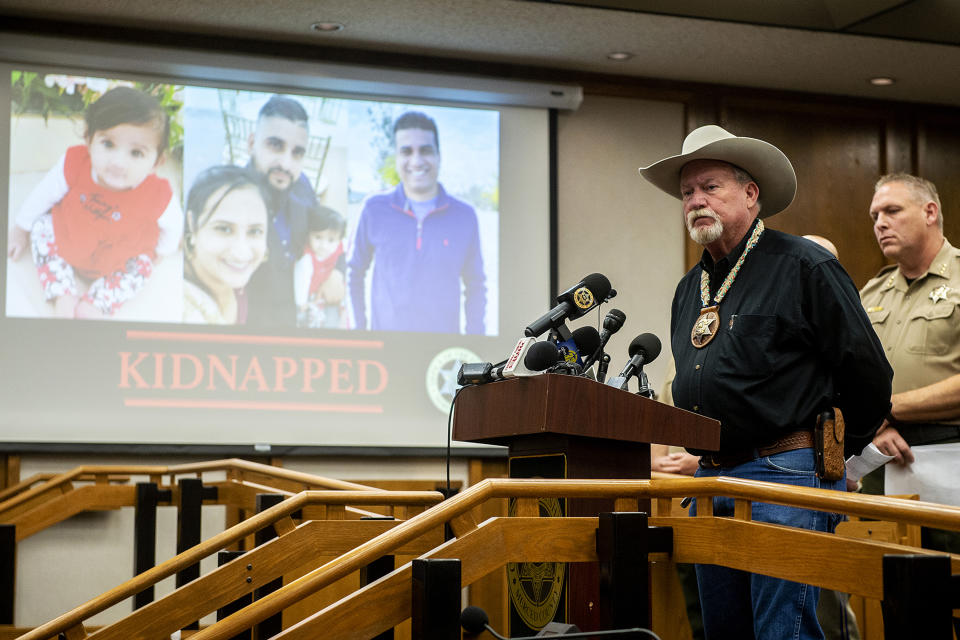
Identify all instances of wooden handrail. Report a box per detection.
[186,477,960,640]
[1,471,136,508]
[1,459,381,519]
[279,517,600,640]
[9,485,138,541]
[16,490,443,640]
[185,476,960,640]
[628,476,960,530]
[88,518,445,640]
[274,512,960,640]
[210,479,391,519]
[0,466,167,516]
[20,476,960,640]
[164,458,382,492]
[2,459,396,545]
[0,473,57,502]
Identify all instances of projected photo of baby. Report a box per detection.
[182,89,347,328]
[345,104,500,336]
[6,74,185,321]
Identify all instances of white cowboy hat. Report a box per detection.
[638,125,797,217]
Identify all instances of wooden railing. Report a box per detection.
[164,458,382,493]
[0,459,383,541]
[18,476,960,640]
[0,473,103,503]
[17,489,445,640]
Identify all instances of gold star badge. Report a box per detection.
[929,285,950,303]
[691,307,720,348]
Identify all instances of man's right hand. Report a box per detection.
[8,226,29,261]
[652,451,701,476]
[873,424,914,465]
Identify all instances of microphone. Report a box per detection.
[524,273,612,338]
[460,605,660,639]
[457,339,560,385]
[556,325,601,368]
[573,325,601,362]
[516,340,562,374]
[460,605,497,637]
[605,333,662,391]
[581,308,626,371]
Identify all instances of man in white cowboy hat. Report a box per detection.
[640,125,892,640]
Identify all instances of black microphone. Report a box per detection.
[460,605,661,639]
[458,339,560,385]
[605,333,661,391]
[572,325,601,361]
[556,325,600,365]
[523,340,563,372]
[581,308,626,371]
[552,325,601,376]
[525,273,612,338]
[461,605,497,636]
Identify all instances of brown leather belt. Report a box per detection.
[699,429,815,469]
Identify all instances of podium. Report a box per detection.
[453,374,720,633]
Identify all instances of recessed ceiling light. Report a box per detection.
[607,52,634,61]
[869,77,895,86]
[310,22,344,33]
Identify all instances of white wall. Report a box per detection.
[557,95,686,391]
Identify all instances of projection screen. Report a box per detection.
[0,33,576,449]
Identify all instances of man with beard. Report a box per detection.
[639,125,892,640]
[244,95,315,326]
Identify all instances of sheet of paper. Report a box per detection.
[885,442,960,507]
[845,442,893,483]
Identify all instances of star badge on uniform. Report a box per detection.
[929,285,951,303]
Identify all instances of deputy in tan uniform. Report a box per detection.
[860,173,960,553]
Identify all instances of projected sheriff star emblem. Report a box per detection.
[425,347,482,414]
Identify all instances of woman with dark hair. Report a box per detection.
[183,166,268,324]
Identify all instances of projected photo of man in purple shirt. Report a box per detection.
[347,111,487,334]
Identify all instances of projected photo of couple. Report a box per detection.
[6,72,500,335]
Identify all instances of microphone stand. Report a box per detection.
[635,370,656,399]
[548,323,573,344]
[596,352,611,384]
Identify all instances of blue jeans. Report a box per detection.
[691,448,844,640]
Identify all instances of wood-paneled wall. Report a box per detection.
[672,90,960,288]
[918,114,960,248]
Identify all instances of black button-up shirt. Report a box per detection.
[671,217,892,456]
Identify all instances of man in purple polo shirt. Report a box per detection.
[347,111,486,334]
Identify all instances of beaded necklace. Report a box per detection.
[691,219,764,348]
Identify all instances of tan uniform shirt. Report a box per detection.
[860,238,960,424]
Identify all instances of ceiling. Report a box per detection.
[2,0,960,106]
[527,0,959,41]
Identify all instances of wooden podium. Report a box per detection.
[453,373,720,633]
